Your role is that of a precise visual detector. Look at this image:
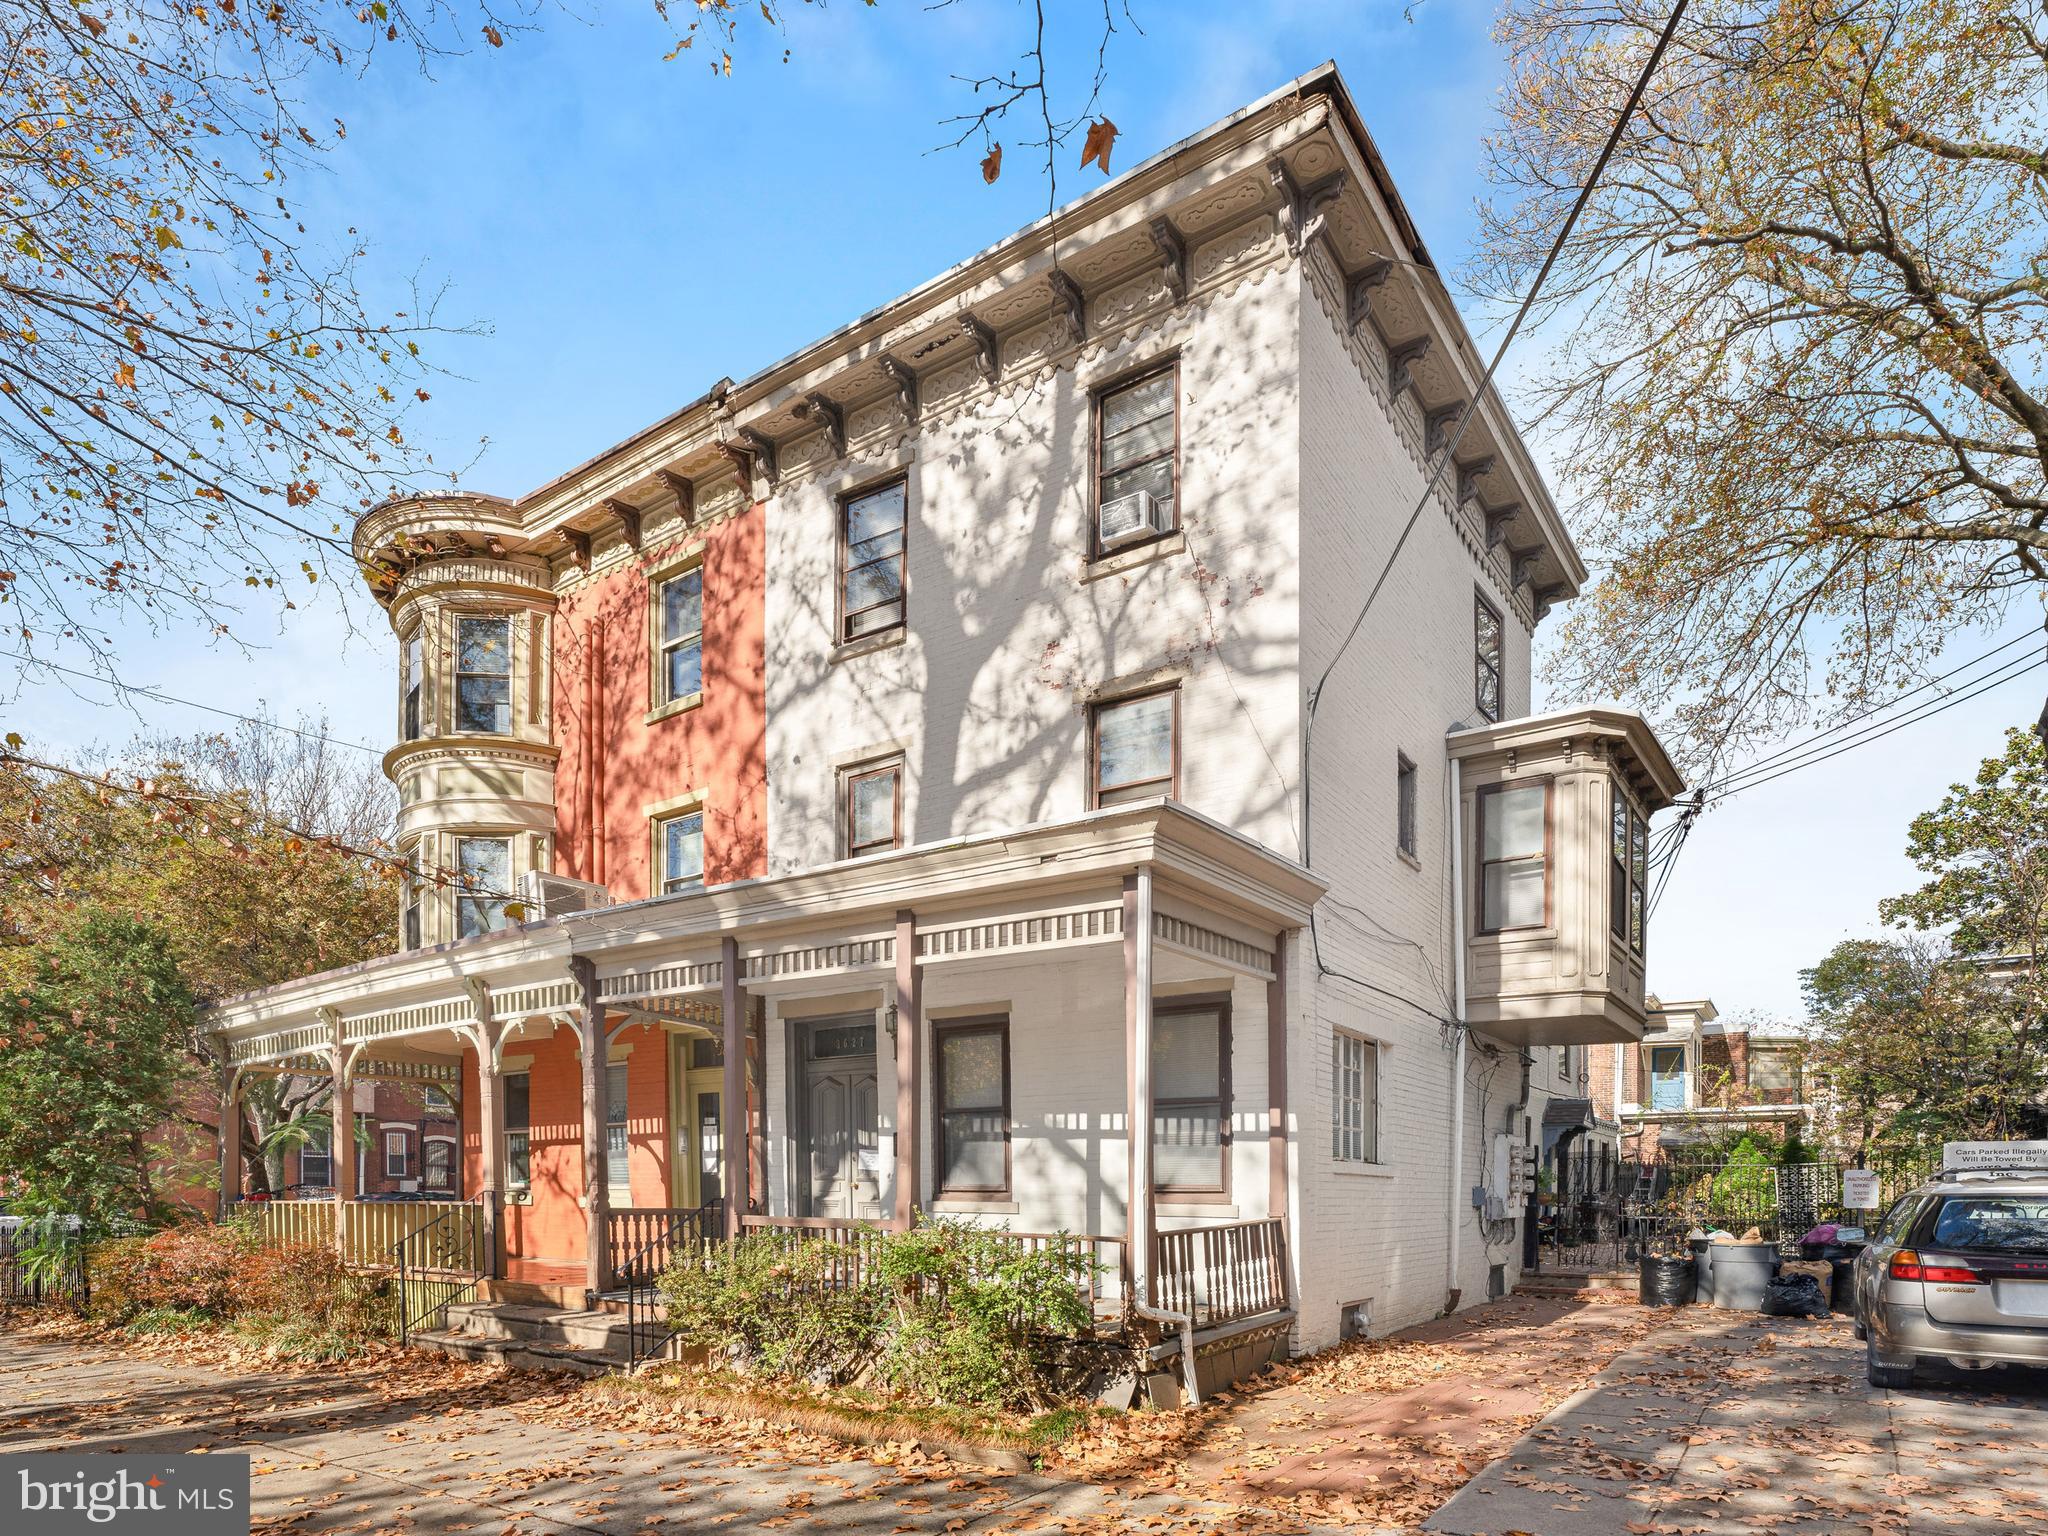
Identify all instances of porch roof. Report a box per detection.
[207,800,1324,1065]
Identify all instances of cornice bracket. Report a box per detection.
[1149,216,1188,301]
[1387,336,1431,401]
[1268,158,1347,255]
[1047,269,1086,342]
[1485,502,1521,551]
[1425,403,1464,458]
[1534,582,1570,621]
[1456,456,1497,508]
[560,526,591,572]
[600,497,642,552]
[736,428,779,489]
[658,470,695,525]
[879,354,920,423]
[1345,259,1392,332]
[962,314,1000,384]
[1508,544,1544,589]
[799,392,846,458]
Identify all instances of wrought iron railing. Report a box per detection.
[392,1201,487,1345]
[0,1218,89,1311]
[620,1201,723,1372]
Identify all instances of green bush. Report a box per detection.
[655,1219,1108,1410]
[1707,1134,1779,1217]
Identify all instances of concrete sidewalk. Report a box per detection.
[0,1335,1329,1535]
[1425,1311,2048,1536]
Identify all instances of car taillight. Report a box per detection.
[1889,1249,1983,1284]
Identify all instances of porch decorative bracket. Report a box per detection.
[1387,336,1431,401]
[799,392,846,458]
[879,354,920,423]
[658,470,695,524]
[560,526,591,572]
[600,497,642,552]
[1485,502,1520,551]
[961,313,1000,384]
[1047,269,1086,342]
[1425,402,1463,457]
[1345,259,1392,332]
[1149,216,1188,301]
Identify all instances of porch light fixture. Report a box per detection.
[884,1003,898,1041]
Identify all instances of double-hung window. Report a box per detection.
[1610,785,1649,955]
[383,1130,408,1181]
[455,615,513,733]
[401,872,423,951]
[657,568,704,705]
[1332,1031,1378,1164]
[401,628,424,740]
[934,1020,1009,1196]
[657,810,704,895]
[1152,1000,1228,1194]
[843,759,902,857]
[605,1062,631,1204]
[299,1123,332,1188]
[455,835,513,938]
[504,1072,531,1192]
[1474,595,1503,723]
[423,1138,454,1192]
[1479,782,1548,931]
[1092,688,1177,808]
[1094,364,1179,550]
[840,479,907,641]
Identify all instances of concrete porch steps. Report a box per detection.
[407,1300,643,1377]
[1513,1270,1639,1301]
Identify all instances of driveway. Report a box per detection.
[1426,1310,2048,1536]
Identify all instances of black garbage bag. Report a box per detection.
[1639,1255,1695,1307]
[1761,1272,1829,1319]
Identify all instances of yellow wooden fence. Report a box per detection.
[243,1200,479,1270]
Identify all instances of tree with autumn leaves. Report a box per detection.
[0,719,396,1214]
[1479,0,2048,771]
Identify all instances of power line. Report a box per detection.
[1,651,383,757]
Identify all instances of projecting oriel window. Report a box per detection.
[455,615,513,734]
[1474,595,1503,724]
[1610,784,1649,955]
[840,479,907,642]
[454,835,512,938]
[1479,781,1549,932]
[658,810,705,895]
[658,567,704,705]
[401,628,424,741]
[1092,688,1178,808]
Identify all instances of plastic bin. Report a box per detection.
[1703,1242,1779,1310]
[1689,1237,1713,1303]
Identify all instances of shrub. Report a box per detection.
[656,1232,885,1383]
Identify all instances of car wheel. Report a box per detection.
[1866,1337,1915,1390]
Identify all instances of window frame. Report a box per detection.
[401,626,424,741]
[931,1017,1012,1198]
[1476,778,1552,935]
[1152,994,1232,1200]
[503,1071,531,1192]
[1395,752,1418,860]
[454,834,513,939]
[841,757,904,858]
[1474,592,1504,725]
[605,1060,632,1204]
[401,870,424,952]
[1090,686,1181,810]
[654,564,706,708]
[836,474,909,644]
[422,1135,456,1192]
[1090,358,1182,559]
[298,1124,332,1188]
[383,1129,409,1181]
[453,613,514,735]
[654,807,706,896]
[1332,1029,1380,1166]
[1610,783,1650,957]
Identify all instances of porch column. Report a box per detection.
[721,935,746,1239]
[216,1061,242,1220]
[1268,932,1288,1223]
[324,1007,356,1261]
[570,957,610,1295]
[1124,870,1155,1305]
[892,908,921,1230]
[467,993,506,1281]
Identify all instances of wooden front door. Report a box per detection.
[798,1016,881,1220]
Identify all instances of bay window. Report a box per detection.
[455,835,512,938]
[1479,781,1548,932]
[1610,785,1649,955]
[401,627,424,740]
[454,614,512,733]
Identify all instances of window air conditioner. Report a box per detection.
[516,870,612,920]
[1097,488,1169,549]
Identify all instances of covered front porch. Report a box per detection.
[209,805,1321,1381]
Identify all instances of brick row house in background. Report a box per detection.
[1587,997,1813,1159]
[205,65,1683,1377]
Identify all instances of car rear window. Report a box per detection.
[1929,1196,2048,1254]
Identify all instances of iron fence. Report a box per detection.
[0,1217,89,1311]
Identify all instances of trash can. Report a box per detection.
[1703,1242,1779,1310]
[1828,1256,1859,1314]
[1639,1254,1696,1307]
[1690,1236,1714,1304]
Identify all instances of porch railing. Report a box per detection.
[1155,1217,1289,1329]
[618,1202,724,1371]
[738,1215,885,1294]
[241,1198,471,1269]
[605,1205,723,1287]
[239,1198,337,1251]
[392,1202,487,1344]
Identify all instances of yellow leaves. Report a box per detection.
[980,144,1002,184]
[1079,118,1119,176]
[114,362,137,392]
[152,225,180,251]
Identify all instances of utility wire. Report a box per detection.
[1299,0,1692,1002]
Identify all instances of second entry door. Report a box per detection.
[800,1016,881,1220]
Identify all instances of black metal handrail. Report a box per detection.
[392,1200,485,1345]
[622,1200,722,1372]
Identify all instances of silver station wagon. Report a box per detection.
[1853,1169,2048,1388]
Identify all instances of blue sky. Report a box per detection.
[8,0,2040,1019]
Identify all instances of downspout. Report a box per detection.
[1446,753,1468,1316]
[1132,1296,1200,1406]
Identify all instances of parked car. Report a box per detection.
[1852,1168,2048,1388]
